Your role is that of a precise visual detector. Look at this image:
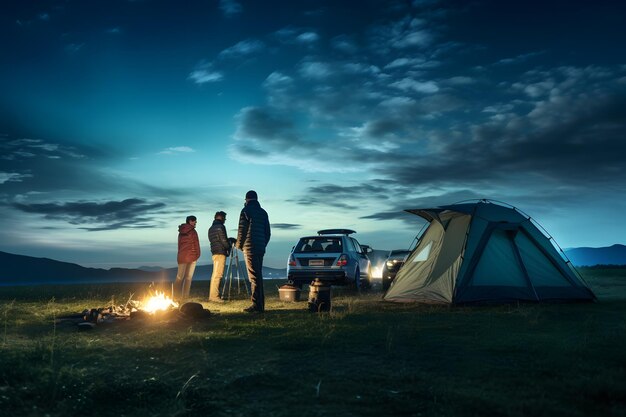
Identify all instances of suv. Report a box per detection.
[382,249,411,291]
[287,229,372,289]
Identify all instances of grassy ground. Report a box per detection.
[0,271,625,417]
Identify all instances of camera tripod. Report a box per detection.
[221,243,250,300]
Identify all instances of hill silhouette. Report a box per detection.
[0,251,286,285]
[564,244,626,266]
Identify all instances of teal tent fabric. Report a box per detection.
[384,201,596,304]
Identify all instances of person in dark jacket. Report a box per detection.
[236,190,271,313]
[208,211,230,303]
[174,215,201,300]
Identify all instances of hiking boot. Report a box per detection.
[243,305,263,313]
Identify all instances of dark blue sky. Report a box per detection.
[1,0,625,268]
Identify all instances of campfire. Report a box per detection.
[129,289,180,320]
[141,291,179,313]
[58,286,210,331]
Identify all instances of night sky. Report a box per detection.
[1,0,625,269]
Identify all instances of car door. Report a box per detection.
[351,238,370,277]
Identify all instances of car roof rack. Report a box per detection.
[317,229,356,235]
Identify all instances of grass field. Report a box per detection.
[1,270,625,417]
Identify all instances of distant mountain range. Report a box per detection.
[0,251,286,285]
[1,244,625,285]
[564,244,626,267]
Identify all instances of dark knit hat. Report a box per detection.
[245,190,258,200]
[214,211,226,219]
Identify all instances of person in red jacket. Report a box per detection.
[174,215,201,300]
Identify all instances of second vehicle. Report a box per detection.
[382,249,411,291]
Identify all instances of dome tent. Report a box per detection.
[384,200,596,304]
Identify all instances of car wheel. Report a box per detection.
[353,267,361,291]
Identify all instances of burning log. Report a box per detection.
[141,291,178,314]
[58,289,211,330]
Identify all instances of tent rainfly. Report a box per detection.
[384,201,596,304]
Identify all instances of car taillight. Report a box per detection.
[336,254,348,267]
[288,255,296,266]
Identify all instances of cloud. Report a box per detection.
[296,32,320,43]
[0,172,32,184]
[219,39,265,59]
[0,136,181,201]
[384,57,436,70]
[360,190,484,223]
[495,51,544,66]
[288,184,391,210]
[482,103,515,114]
[233,107,300,148]
[231,107,368,172]
[393,29,433,48]
[212,0,625,215]
[346,120,406,143]
[296,59,381,81]
[11,198,167,231]
[390,78,439,93]
[65,43,85,54]
[188,62,223,84]
[445,76,475,86]
[378,67,626,191]
[274,27,321,47]
[369,16,436,54]
[298,61,334,80]
[513,79,555,98]
[231,59,626,217]
[219,0,242,17]
[342,63,380,75]
[105,27,122,35]
[412,0,440,7]
[359,210,415,221]
[78,221,158,232]
[264,72,293,88]
[274,27,299,40]
[331,35,358,54]
[158,146,196,155]
[1,138,85,161]
[263,72,296,108]
[272,223,302,230]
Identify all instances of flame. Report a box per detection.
[142,291,179,313]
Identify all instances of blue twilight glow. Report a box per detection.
[1,1,625,268]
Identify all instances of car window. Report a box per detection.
[351,238,362,253]
[344,237,355,252]
[295,238,342,253]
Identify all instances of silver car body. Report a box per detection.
[287,229,371,288]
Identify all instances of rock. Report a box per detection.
[179,302,211,319]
